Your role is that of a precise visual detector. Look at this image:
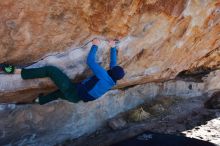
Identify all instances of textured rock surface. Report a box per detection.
[205,91,220,109]
[68,98,220,146]
[0,71,220,146]
[0,0,220,145]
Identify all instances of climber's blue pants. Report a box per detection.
[21,66,81,105]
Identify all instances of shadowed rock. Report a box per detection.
[205,91,220,109]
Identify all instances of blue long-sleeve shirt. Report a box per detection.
[76,45,117,101]
[110,46,117,69]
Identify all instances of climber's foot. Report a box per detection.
[0,64,15,74]
[32,97,40,104]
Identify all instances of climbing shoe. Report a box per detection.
[31,97,40,104]
[32,93,44,104]
[34,98,39,104]
[0,64,15,74]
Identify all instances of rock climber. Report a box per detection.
[1,39,125,105]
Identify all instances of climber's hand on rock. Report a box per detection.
[92,38,100,46]
[109,40,116,48]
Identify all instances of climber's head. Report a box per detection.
[108,66,125,82]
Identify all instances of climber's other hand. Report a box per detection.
[109,40,116,48]
[92,38,100,46]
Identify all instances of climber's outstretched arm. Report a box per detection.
[110,47,117,69]
[109,40,118,69]
[87,39,109,79]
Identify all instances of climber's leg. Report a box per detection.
[21,66,81,102]
[38,90,62,105]
[38,89,81,105]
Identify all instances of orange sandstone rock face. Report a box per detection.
[0,0,219,102]
[0,0,203,61]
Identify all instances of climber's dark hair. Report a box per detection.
[107,66,125,83]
